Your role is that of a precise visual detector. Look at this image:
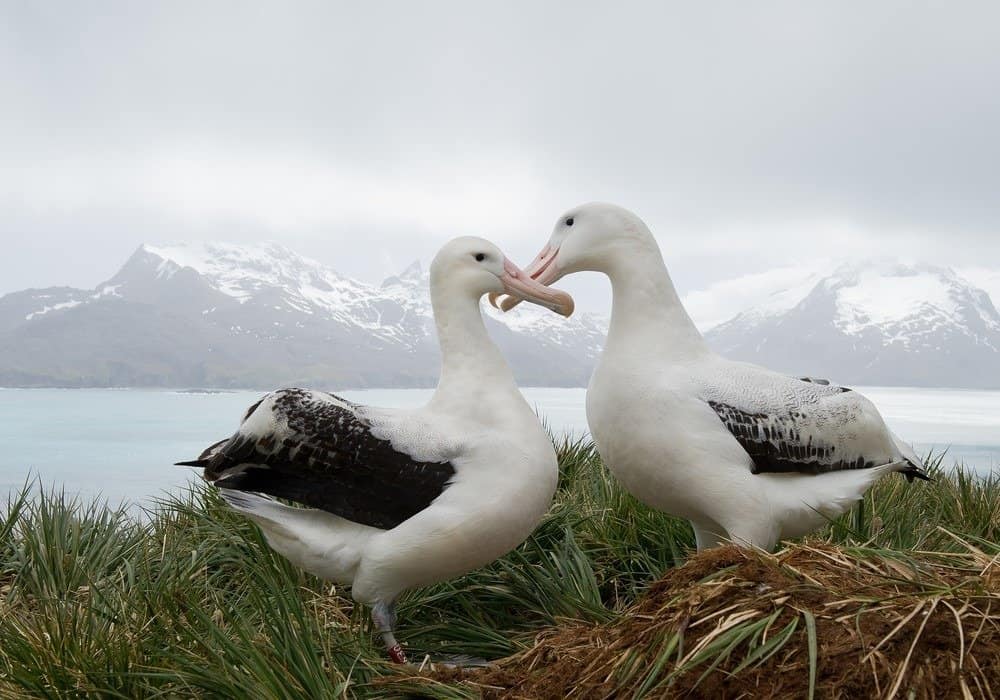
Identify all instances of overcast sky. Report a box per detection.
[3,2,999,320]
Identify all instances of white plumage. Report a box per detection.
[179,236,574,662]
[504,202,928,551]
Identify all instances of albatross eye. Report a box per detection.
[474,253,486,262]
[566,217,574,226]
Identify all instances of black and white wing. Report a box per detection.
[702,371,928,480]
[177,388,458,530]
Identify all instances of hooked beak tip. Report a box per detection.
[499,295,520,312]
[559,297,575,317]
[496,245,571,315]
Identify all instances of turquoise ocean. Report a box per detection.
[1,386,997,508]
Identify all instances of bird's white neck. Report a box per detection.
[429,286,521,415]
[602,240,708,361]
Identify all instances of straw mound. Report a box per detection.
[405,542,1000,699]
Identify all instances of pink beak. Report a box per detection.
[491,244,563,312]
[491,256,574,317]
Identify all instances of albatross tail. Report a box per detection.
[218,489,379,584]
[889,430,932,482]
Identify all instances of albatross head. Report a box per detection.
[494,202,655,311]
[431,236,575,316]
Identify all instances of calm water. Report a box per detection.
[1,386,997,507]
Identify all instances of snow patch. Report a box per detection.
[834,267,961,335]
[25,299,82,320]
[682,264,828,331]
[709,259,1000,357]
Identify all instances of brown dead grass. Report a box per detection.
[390,540,1000,699]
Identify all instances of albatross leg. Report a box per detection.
[691,521,729,551]
[372,600,407,664]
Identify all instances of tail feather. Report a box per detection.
[175,459,208,468]
[218,488,275,514]
[217,488,374,585]
[889,430,932,483]
[902,463,932,483]
[175,438,230,470]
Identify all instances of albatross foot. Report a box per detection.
[387,643,408,664]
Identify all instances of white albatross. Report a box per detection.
[177,236,573,663]
[497,203,928,552]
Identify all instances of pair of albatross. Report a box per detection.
[180,206,927,663]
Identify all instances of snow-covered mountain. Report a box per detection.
[705,262,1000,388]
[4,245,998,389]
[0,242,605,388]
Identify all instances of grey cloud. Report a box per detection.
[2,1,999,303]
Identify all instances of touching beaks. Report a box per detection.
[493,244,563,312]
[492,256,574,317]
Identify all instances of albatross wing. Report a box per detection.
[701,368,929,480]
[179,388,457,530]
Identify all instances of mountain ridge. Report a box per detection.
[704,261,1000,388]
[0,241,603,388]
[1,244,998,389]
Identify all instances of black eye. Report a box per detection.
[474,253,486,262]
[566,217,574,226]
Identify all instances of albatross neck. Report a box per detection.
[602,242,708,361]
[428,287,520,413]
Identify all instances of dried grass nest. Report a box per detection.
[394,538,999,699]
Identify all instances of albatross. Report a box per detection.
[496,202,928,552]
[177,236,573,663]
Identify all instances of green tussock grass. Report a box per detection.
[0,442,997,698]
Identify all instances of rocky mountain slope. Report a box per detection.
[0,242,605,388]
[704,262,1000,388]
[4,247,998,389]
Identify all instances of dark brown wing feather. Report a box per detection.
[707,399,879,475]
[182,388,456,530]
